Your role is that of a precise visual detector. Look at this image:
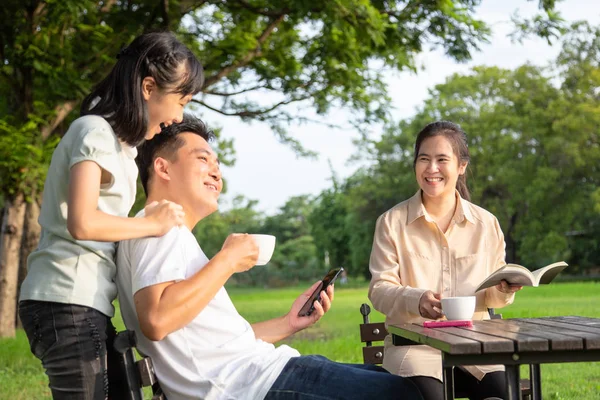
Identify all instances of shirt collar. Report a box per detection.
[407,190,475,225]
[455,191,475,224]
[407,191,428,225]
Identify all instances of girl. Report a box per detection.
[18,31,204,399]
[368,121,522,400]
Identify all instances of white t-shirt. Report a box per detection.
[20,115,137,317]
[116,214,299,400]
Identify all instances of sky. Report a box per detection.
[198,0,600,215]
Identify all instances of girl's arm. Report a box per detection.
[67,161,184,242]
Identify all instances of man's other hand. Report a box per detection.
[286,281,335,333]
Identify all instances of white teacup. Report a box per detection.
[249,234,276,265]
[441,296,476,321]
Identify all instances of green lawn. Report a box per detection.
[1,282,599,399]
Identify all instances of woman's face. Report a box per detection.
[415,135,467,202]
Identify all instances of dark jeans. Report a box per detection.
[19,300,128,400]
[409,368,507,400]
[265,355,423,400]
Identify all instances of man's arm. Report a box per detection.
[134,233,259,341]
[251,283,334,344]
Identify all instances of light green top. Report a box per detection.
[19,115,138,317]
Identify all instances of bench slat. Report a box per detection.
[469,322,549,352]
[544,316,600,327]
[388,323,481,354]
[487,319,583,351]
[514,318,600,350]
[428,326,515,353]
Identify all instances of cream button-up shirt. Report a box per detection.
[368,190,515,382]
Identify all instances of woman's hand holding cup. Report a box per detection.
[419,290,443,320]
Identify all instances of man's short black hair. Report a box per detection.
[136,113,215,196]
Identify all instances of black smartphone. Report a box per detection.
[297,267,344,317]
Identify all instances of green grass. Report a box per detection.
[1,282,599,399]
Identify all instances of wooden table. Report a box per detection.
[388,316,600,400]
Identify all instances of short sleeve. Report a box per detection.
[130,227,187,294]
[69,126,120,182]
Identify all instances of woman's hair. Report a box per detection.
[81,31,204,146]
[413,121,471,201]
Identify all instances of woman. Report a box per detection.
[19,31,204,399]
[368,121,522,400]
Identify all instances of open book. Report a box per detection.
[475,261,568,292]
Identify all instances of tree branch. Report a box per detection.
[161,0,170,28]
[100,0,118,13]
[204,84,272,96]
[145,4,159,32]
[0,35,5,67]
[192,95,310,118]
[32,1,46,25]
[178,0,209,15]
[41,101,76,140]
[202,14,285,89]
[233,0,290,17]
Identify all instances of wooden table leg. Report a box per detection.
[505,365,521,400]
[443,366,455,400]
[529,364,541,400]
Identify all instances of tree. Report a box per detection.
[0,0,562,336]
[261,196,321,284]
[308,187,352,275]
[193,195,264,260]
[333,22,600,277]
[261,195,313,243]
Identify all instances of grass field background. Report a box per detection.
[1,281,599,399]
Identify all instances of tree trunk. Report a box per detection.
[0,192,27,337]
[16,193,41,329]
[505,212,519,264]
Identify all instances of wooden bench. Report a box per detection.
[113,330,166,400]
[359,303,531,399]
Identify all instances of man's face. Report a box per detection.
[167,132,222,217]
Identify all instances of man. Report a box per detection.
[116,114,422,400]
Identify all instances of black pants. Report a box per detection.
[19,300,128,400]
[409,368,507,400]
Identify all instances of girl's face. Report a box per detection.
[415,135,467,202]
[142,77,193,140]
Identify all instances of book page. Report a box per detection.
[531,261,568,285]
[475,264,535,291]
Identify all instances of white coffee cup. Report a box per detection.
[249,234,276,265]
[441,296,476,321]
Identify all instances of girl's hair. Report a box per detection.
[81,31,204,146]
[413,121,471,201]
